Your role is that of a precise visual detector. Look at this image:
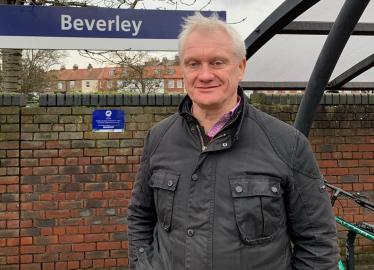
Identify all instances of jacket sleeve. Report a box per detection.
[127,130,157,270]
[287,132,340,270]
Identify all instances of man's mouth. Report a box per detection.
[196,86,219,90]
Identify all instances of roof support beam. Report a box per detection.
[279,21,374,35]
[294,0,370,137]
[239,81,374,90]
[328,54,374,89]
[240,81,307,90]
[245,0,320,60]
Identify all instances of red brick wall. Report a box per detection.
[1,105,176,270]
[0,106,20,268]
[1,101,374,269]
[256,103,374,267]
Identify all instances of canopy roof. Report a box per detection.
[241,0,374,136]
[242,0,374,84]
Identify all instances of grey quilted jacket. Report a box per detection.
[127,88,340,270]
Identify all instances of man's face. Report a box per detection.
[181,30,246,112]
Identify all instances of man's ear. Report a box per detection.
[238,59,246,81]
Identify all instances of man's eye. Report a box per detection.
[188,62,198,67]
[212,61,224,66]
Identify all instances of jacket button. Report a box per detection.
[235,186,243,193]
[271,186,278,193]
[191,174,198,181]
[138,247,145,253]
[187,229,194,237]
[167,180,173,187]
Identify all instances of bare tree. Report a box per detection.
[118,51,166,94]
[21,50,69,98]
[84,50,167,94]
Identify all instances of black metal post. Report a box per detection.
[346,230,357,270]
[294,0,370,137]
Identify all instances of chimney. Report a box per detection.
[73,64,78,70]
[60,65,66,71]
[87,63,93,70]
[174,54,180,65]
[162,57,168,66]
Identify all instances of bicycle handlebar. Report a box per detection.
[324,181,374,211]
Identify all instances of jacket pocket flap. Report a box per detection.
[149,169,180,192]
[229,176,281,198]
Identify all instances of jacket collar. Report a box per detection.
[178,86,248,142]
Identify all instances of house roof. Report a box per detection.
[49,64,183,81]
[99,66,182,80]
[49,68,104,81]
[99,67,122,80]
[83,68,104,80]
[164,66,183,79]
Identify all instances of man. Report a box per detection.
[127,12,340,270]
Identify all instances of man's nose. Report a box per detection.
[197,64,214,81]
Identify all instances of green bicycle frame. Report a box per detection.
[338,260,345,270]
[336,217,374,241]
[335,217,374,270]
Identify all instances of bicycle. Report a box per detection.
[324,181,374,270]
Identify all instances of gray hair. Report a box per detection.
[178,12,246,63]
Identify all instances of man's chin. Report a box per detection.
[194,100,221,110]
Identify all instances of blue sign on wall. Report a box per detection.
[92,109,125,132]
[0,6,225,50]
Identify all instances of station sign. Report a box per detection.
[0,5,225,50]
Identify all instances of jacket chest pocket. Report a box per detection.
[229,175,283,245]
[148,169,180,232]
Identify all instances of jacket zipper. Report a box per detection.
[206,115,239,148]
[194,114,239,152]
[196,125,207,151]
[207,133,227,146]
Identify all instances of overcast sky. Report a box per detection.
[64,0,374,82]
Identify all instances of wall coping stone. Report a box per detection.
[251,93,374,105]
[39,94,187,107]
[0,94,27,106]
[2,93,373,107]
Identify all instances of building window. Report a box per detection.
[122,69,128,76]
[155,69,161,75]
[129,80,136,88]
[118,80,127,88]
[100,81,105,89]
[109,69,116,76]
[46,81,51,89]
[177,80,182,88]
[168,80,174,88]
[108,81,112,88]
[86,81,90,87]
[154,79,160,88]
[58,82,62,90]
[70,81,75,88]
[168,69,175,75]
